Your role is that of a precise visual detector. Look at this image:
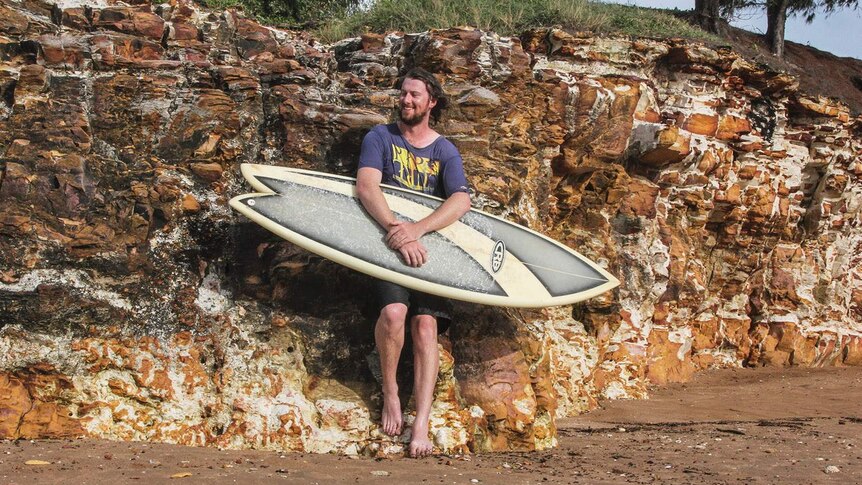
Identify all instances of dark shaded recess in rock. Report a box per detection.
[450,306,520,356]
[0,285,129,335]
[0,79,13,108]
[270,253,373,316]
[228,227,364,311]
[323,127,364,175]
[150,207,169,234]
[611,213,643,235]
[158,129,209,164]
[749,97,777,141]
[19,40,41,64]
[260,89,286,150]
[573,299,621,337]
[187,215,231,260]
[47,73,86,99]
[291,311,375,380]
[0,43,20,63]
[227,222,273,295]
[49,4,64,26]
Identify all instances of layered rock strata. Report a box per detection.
[0,0,860,453]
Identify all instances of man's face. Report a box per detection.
[399,77,437,126]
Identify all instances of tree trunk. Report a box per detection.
[694,0,723,34]
[765,0,790,59]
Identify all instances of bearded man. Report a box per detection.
[356,67,471,458]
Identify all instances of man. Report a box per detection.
[355,67,471,458]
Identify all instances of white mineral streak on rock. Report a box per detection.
[53,0,113,7]
[512,391,536,417]
[601,373,635,401]
[429,409,468,451]
[0,327,66,368]
[196,267,230,314]
[0,269,132,310]
[481,33,515,81]
[668,328,693,361]
[149,224,185,250]
[630,120,664,152]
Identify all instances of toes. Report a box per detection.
[382,419,402,436]
[409,442,433,458]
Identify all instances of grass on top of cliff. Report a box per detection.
[317,0,717,42]
[203,0,717,43]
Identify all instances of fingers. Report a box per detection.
[388,230,416,250]
[386,226,405,248]
[399,246,421,267]
[386,226,408,247]
[386,222,422,250]
[399,242,428,267]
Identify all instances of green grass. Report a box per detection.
[198,0,719,45]
[316,0,719,44]
[199,0,245,12]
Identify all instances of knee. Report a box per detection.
[378,304,407,333]
[411,316,438,350]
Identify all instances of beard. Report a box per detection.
[398,105,427,126]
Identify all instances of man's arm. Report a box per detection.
[356,166,396,228]
[385,191,470,249]
[356,166,429,267]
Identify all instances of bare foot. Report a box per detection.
[381,392,402,436]
[409,421,434,458]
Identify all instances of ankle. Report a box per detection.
[412,417,430,432]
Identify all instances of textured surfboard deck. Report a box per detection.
[229,164,619,308]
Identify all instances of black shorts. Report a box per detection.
[373,279,453,334]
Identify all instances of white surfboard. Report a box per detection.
[229,164,619,308]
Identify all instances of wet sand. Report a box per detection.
[2,366,860,484]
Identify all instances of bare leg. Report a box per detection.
[409,315,438,458]
[375,303,407,436]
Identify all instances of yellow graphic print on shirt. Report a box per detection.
[391,144,440,193]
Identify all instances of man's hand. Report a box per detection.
[386,220,426,250]
[398,240,428,267]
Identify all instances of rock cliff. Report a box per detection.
[1,0,860,454]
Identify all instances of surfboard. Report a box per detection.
[229,164,619,308]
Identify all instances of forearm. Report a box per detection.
[415,191,471,234]
[356,168,396,228]
[358,186,396,228]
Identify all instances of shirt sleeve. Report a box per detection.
[439,141,470,197]
[358,127,387,172]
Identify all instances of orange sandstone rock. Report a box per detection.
[716,115,751,141]
[639,126,691,167]
[682,113,719,136]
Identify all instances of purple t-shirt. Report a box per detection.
[358,124,469,198]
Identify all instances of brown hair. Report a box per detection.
[397,67,448,123]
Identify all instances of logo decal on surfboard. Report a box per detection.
[491,240,505,273]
